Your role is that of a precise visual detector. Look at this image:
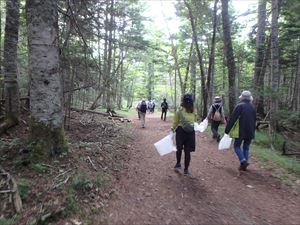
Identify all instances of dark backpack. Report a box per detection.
[161,102,168,110]
[179,110,194,133]
[140,101,147,113]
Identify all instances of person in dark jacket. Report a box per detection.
[161,98,168,121]
[225,90,256,171]
[207,96,226,142]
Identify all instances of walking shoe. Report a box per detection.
[184,169,189,176]
[240,161,249,171]
[174,163,181,169]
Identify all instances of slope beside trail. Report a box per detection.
[105,113,300,225]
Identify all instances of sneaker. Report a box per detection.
[240,161,249,171]
[184,169,189,176]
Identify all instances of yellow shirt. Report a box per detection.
[172,107,197,130]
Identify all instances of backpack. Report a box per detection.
[161,102,168,110]
[212,106,222,121]
[179,110,194,133]
[140,101,147,113]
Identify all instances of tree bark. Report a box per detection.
[184,0,208,118]
[26,0,67,157]
[253,0,267,117]
[221,0,237,114]
[270,0,279,128]
[4,0,20,124]
[207,0,218,104]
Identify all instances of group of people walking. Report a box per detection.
[172,90,256,175]
[136,98,169,128]
[135,90,256,175]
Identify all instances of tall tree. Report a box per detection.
[3,0,20,127]
[253,0,267,117]
[26,0,66,156]
[184,0,208,118]
[207,0,218,104]
[221,0,237,113]
[270,0,279,128]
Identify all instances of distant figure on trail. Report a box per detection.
[135,101,141,120]
[138,99,147,128]
[171,93,196,176]
[161,98,168,121]
[152,101,155,113]
[207,96,226,142]
[225,90,256,171]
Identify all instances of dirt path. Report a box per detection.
[105,113,300,225]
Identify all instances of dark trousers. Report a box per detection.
[161,109,167,121]
[175,127,195,170]
[211,120,221,139]
[176,149,191,170]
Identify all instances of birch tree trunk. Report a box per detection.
[4,0,20,124]
[26,0,66,157]
[221,0,237,114]
[253,0,267,117]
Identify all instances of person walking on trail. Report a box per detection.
[135,101,141,120]
[161,98,168,121]
[171,93,197,176]
[225,90,256,171]
[138,99,147,128]
[207,96,226,142]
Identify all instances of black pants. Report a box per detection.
[211,120,221,139]
[161,109,167,121]
[175,127,195,170]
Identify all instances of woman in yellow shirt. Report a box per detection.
[172,93,197,176]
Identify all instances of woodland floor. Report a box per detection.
[0,111,300,225]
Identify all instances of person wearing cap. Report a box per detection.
[207,96,226,142]
[161,98,169,121]
[225,90,256,171]
[171,93,197,176]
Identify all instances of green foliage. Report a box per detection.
[95,172,111,188]
[64,189,79,215]
[31,163,48,173]
[71,172,93,191]
[0,215,20,225]
[17,179,30,201]
[252,145,300,175]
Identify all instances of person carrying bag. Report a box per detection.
[171,93,196,176]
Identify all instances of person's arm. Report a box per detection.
[171,110,179,131]
[207,105,213,121]
[224,104,241,134]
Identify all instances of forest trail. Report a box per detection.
[105,112,300,225]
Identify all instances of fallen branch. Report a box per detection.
[87,156,97,171]
[53,176,70,189]
[0,166,22,213]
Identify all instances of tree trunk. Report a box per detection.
[221,0,237,114]
[4,0,20,125]
[253,0,267,117]
[207,0,218,104]
[292,45,300,112]
[270,0,279,128]
[26,0,66,157]
[184,0,208,118]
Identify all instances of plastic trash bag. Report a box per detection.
[194,118,208,132]
[218,134,232,150]
[154,133,177,156]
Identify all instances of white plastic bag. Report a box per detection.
[194,118,208,132]
[218,134,233,150]
[154,133,176,156]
